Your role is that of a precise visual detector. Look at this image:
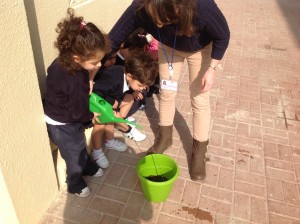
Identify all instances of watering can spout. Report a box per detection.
[89,92,142,129]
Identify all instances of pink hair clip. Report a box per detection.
[80,21,86,29]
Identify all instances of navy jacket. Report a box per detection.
[109,0,230,60]
[93,65,126,106]
[43,59,93,123]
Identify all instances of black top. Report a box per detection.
[43,59,93,123]
[93,65,127,106]
[115,54,125,66]
[109,0,230,60]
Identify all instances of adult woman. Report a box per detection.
[108,0,230,181]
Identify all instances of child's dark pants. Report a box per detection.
[46,123,99,194]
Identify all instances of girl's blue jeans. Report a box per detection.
[46,122,99,194]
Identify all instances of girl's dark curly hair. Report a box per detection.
[55,8,109,74]
[124,52,159,86]
[137,0,196,36]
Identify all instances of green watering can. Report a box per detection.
[89,92,142,129]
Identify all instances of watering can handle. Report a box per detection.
[89,93,143,129]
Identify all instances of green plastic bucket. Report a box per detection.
[136,154,179,202]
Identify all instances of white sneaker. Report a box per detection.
[75,187,91,197]
[123,126,146,142]
[126,116,136,123]
[92,150,109,168]
[138,104,146,111]
[93,168,104,177]
[105,139,128,152]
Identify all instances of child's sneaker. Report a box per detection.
[93,168,104,177]
[105,139,128,152]
[126,116,136,123]
[123,126,146,142]
[138,104,146,111]
[92,150,109,168]
[75,187,91,197]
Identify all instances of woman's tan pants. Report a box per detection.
[158,43,212,142]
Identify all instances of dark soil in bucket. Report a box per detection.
[145,175,169,182]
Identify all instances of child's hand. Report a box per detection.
[89,67,100,95]
[133,91,144,100]
[114,111,122,118]
[112,100,118,109]
[89,80,94,95]
[92,112,101,124]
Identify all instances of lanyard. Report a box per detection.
[157,24,178,80]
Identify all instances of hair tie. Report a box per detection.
[80,21,86,29]
[145,34,153,44]
[138,33,152,44]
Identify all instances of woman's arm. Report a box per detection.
[108,1,139,52]
[198,0,230,60]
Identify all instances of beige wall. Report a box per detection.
[25,0,132,96]
[0,1,58,223]
[0,0,132,223]
[0,169,19,224]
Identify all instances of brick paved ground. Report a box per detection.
[39,0,300,223]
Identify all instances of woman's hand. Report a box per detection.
[201,59,220,93]
[201,68,216,93]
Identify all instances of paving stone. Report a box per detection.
[39,0,300,223]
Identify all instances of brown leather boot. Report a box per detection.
[148,125,173,154]
[190,139,209,181]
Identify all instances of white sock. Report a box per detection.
[92,148,103,156]
[106,138,115,144]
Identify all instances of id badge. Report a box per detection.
[161,79,178,91]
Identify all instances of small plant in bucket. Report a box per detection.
[136,154,179,202]
[144,154,169,182]
[145,175,168,182]
[89,92,142,128]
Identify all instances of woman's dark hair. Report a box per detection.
[137,0,196,36]
[124,53,158,86]
[55,8,109,73]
